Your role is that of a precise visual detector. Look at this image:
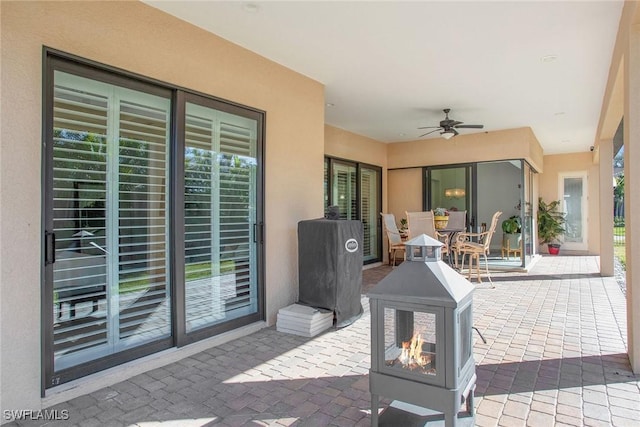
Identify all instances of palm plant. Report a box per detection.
[537,198,566,248]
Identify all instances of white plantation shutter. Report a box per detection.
[360,166,380,262]
[184,103,258,332]
[52,72,171,369]
[52,81,110,362]
[361,170,372,257]
[333,163,357,220]
[116,99,171,345]
[219,119,256,313]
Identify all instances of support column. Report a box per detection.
[625,23,640,373]
[599,138,615,277]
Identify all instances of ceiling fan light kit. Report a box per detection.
[418,108,484,139]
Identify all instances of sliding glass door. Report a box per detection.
[49,71,172,374]
[360,166,381,263]
[324,157,382,264]
[183,100,259,334]
[424,160,537,269]
[44,54,264,387]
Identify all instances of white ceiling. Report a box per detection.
[145,1,623,154]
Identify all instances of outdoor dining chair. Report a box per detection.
[455,211,502,283]
[405,211,450,260]
[380,213,406,266]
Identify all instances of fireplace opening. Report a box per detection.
[384,308,438,377]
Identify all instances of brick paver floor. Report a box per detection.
[7,256,640,426]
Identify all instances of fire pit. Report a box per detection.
[368,234,476,426]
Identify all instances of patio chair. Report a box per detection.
[447,210,467,266]
[405,211,450,260]
[380,213,405,266]
[455,211,502,283]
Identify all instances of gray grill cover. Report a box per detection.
[298,219,363,327]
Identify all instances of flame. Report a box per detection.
[399,333,429,368]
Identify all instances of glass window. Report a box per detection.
[184,102,259,332]
[52,71,172,371]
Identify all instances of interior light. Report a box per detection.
[441,131,455,140]
[445,188,466,198]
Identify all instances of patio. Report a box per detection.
[8,255,640,427]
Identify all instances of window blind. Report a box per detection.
[52,72,171,370]
[184,103,257,332]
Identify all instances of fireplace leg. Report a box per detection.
[370,393,379,427]
[445,412,455,426]
[467,387,475,416]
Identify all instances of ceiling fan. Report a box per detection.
[418,108,484,139]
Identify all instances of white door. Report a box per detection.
[559,172,588,251]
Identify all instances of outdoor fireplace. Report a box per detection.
[368,234,476,426]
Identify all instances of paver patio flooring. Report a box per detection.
[7,255,640,426]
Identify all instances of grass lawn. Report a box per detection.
[614,226,626,268]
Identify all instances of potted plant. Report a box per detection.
[399,217,409,238]
[501,215,522,258]
[434,207,449,230]
[537,197,566,255]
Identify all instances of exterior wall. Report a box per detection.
[0,1,324,412]
[324,125,387,169]
[539,152,600,254]
[387,168,423,235]
[387,127,544,173]
[324,124,388,211]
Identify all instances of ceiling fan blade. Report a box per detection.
[419,128,443,137]
[417,126,441,129]
[455,124,484,129]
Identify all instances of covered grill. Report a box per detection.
[368,234,476,426]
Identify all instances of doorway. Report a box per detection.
[324,157,382,264]
[43,54,265,387]
[424,160,536,269]
[559,172,588,251]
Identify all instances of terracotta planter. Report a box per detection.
[434,216,448,230]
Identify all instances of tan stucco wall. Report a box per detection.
[324,124,388,211]
[324,125,387,168]
[387,127,544,173]
[539,152,600,254]
[386,168,422,264]
[0,0,324,412]
[387,169,423,226]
